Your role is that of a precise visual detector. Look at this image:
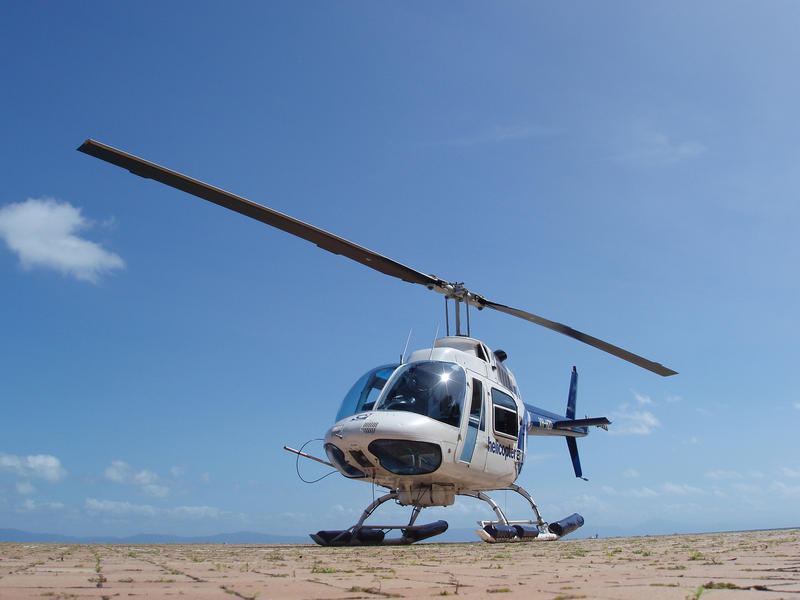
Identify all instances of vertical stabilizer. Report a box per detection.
[566,366,578,419]
[566,367,587,479]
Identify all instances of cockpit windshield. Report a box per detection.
[336,364,399,422]
[375,361,466,428]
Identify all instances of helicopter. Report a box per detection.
[78,139,677,546]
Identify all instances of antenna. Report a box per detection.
[400,328,413,364]
[428,323,440,360]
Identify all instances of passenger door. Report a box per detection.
[458,378,483,464]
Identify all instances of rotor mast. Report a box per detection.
[443,283,474,337]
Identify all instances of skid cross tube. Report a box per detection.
[461,484,554,537]
[352,491,399,533]
[506,483,547,527]
[461,490,510,525]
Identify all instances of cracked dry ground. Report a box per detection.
[0,529,798,599]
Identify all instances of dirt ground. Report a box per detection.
[1,529,798,599]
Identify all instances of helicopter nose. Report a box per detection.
[325,412,451,478]
[366,439,442,475]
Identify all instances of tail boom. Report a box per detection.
[522,367,610,479]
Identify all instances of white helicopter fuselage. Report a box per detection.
[323,336,583,507]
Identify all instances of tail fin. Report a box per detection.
[565,367,587,480]
[566,366,577,419]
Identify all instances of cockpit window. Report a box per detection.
[336,364,399,421]
[375,361,466,428]
[491,387,519,438]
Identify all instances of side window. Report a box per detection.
[469,379,483,419]
[361,384,384,412]
[360,367,397,412]
[491,388,518,438]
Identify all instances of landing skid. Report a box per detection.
[310,491,449,546]
[475,528,558,543]
[310,484,584,546]
[465,484,584,543]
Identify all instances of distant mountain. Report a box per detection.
[0,525,671,545]
[0,529,308,544]
[5,524,791,545]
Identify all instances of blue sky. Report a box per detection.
[1,1,798,539]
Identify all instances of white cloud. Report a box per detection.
[780,467,800,478]
[622,468,639,478]
[602,485,658,498]
[614,122,706,167]
[85,498,223,520]
[441,122,549,146]
[632,391,652,405]
[85,498,157,517]
[662,502,703,515]
[569,493,609,512]
[602,482,703,498]
[104,460,131,483]
[104,460,170,497]
[705,470,743,480]
[0,198,124,283]
[19,498,64,512]
[662,482,704,495]
[631,487,659,498]
[15,481,35,495]
[171,505,220,519]
[794,402,800,411]
[0,452,67,482]
[769,482,800,499]
[141,484,170,498]
[609,408,660,435]
[732,483,761,495]
[665,395,682,404]
[329,503,360,518]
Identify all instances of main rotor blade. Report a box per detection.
[480,299,678,376]
[77,139,442,288]
[78,139,676,377]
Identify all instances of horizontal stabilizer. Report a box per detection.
[553,417,610,430]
